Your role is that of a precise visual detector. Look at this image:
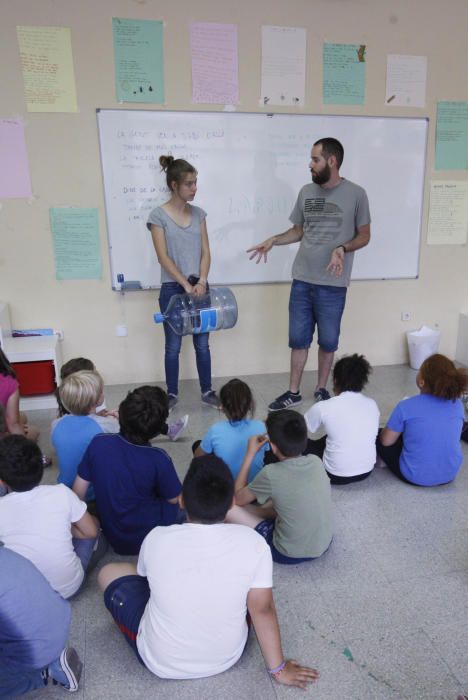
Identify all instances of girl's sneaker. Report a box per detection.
[47,647,82,692]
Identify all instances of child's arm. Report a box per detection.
[247,587,319,689]
[72,510,98,539]
[235,435,268,506]
[73,475,91,501]
[379,427,401,446]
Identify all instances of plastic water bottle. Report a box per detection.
[154,287,238,336]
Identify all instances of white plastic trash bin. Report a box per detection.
[406,325,441,370]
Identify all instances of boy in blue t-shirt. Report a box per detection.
[73,386,182,555]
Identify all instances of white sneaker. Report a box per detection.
[167,415,189,441]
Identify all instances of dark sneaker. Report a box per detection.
[167,414,189,441]
[268,391,302,411]
[168,394,178,410]
[48,647,82,692]
[201,390,221,408]
[314,388,331,402]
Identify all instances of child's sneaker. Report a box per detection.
[313,388,330,402]
[201,391,221,408]
[167,414,189,441]
[268,391,302,411]
[48,647,82,692]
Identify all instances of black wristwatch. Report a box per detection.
[337,244,346,254]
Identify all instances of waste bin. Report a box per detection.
[406,326,441,370]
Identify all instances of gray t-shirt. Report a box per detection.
[248,454,333,558]
[289,179,370,287]
[147,205,207,284]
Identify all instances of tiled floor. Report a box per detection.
[28,364,468,699]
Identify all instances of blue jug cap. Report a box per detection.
[153,313,165,324]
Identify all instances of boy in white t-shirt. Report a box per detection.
[304,353,380,484]
[97,455,319,689]
[0,435,100,599]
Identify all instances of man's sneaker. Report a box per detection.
[268,391,302,411]
[48,647,82,692]
[314,388,330,402]
[168,394,178,410]
[201,390,221,408]
[167,414,189,441]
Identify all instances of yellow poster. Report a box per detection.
[17,25,78,112]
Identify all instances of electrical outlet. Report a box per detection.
[401,311,410,322]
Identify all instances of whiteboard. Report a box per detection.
[97,109,428,289]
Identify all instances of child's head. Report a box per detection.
[220,378,255,422]
[418,354,468,400]
[0,434,43,492]
[119,385,169,445]
[59,370,104,416]
[0,345,15,378]
[57,357,96,416]
[60,357,95,381]
[333,353,372,393]
[182,455,234,524]
[265,409,308,458]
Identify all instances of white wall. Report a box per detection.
[1,0,467,386]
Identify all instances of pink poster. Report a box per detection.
[190,22,239,105]
[0,119,32,199]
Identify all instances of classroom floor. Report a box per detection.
[28,364,468,700]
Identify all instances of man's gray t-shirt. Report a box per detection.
[147,205,207,284]
[289,179,370,287]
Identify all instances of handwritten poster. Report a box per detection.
[16,25,77,112]
[436,102,468,170]
[0,119,32,199]
[190,22,238,105]
[385,55,427,108]
[50,208,102,280]
[260,26,306,107]
[427,181,468,245]
[323,43,366,105]
[112,18,164,104]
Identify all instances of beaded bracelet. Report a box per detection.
[268,660,286,676]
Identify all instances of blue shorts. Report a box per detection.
[288,280,347,352]
[255,519,314,565]
[104,575,150,663]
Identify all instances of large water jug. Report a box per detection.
[154,287,238,336]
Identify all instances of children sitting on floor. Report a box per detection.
[377,353,468,486]
[51,370,119,499]
[0,435,100,599]
[97,454,319,688]
[304,354,380,484]
[57,356,188,442]
[227,410,333,565]
[193,378,267,481]
[72,385,182,555]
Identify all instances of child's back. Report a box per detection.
[249,453,332,558]
[73,386,181,555]
[197,378,267,480]
[51,370,118,496]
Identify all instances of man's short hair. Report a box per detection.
[314,137,344,168]
[59,370,104,415]
[182,455,234,524]
[265,410,307,457]
[0,435,43,492]
[118,385,169,445]
[333,353,372,393]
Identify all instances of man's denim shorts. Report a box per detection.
[288,279,347,352]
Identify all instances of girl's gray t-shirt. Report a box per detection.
[147,205,207,284]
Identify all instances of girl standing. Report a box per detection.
[147,156,219,409]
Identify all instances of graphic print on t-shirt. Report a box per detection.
[304,198,343,243]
